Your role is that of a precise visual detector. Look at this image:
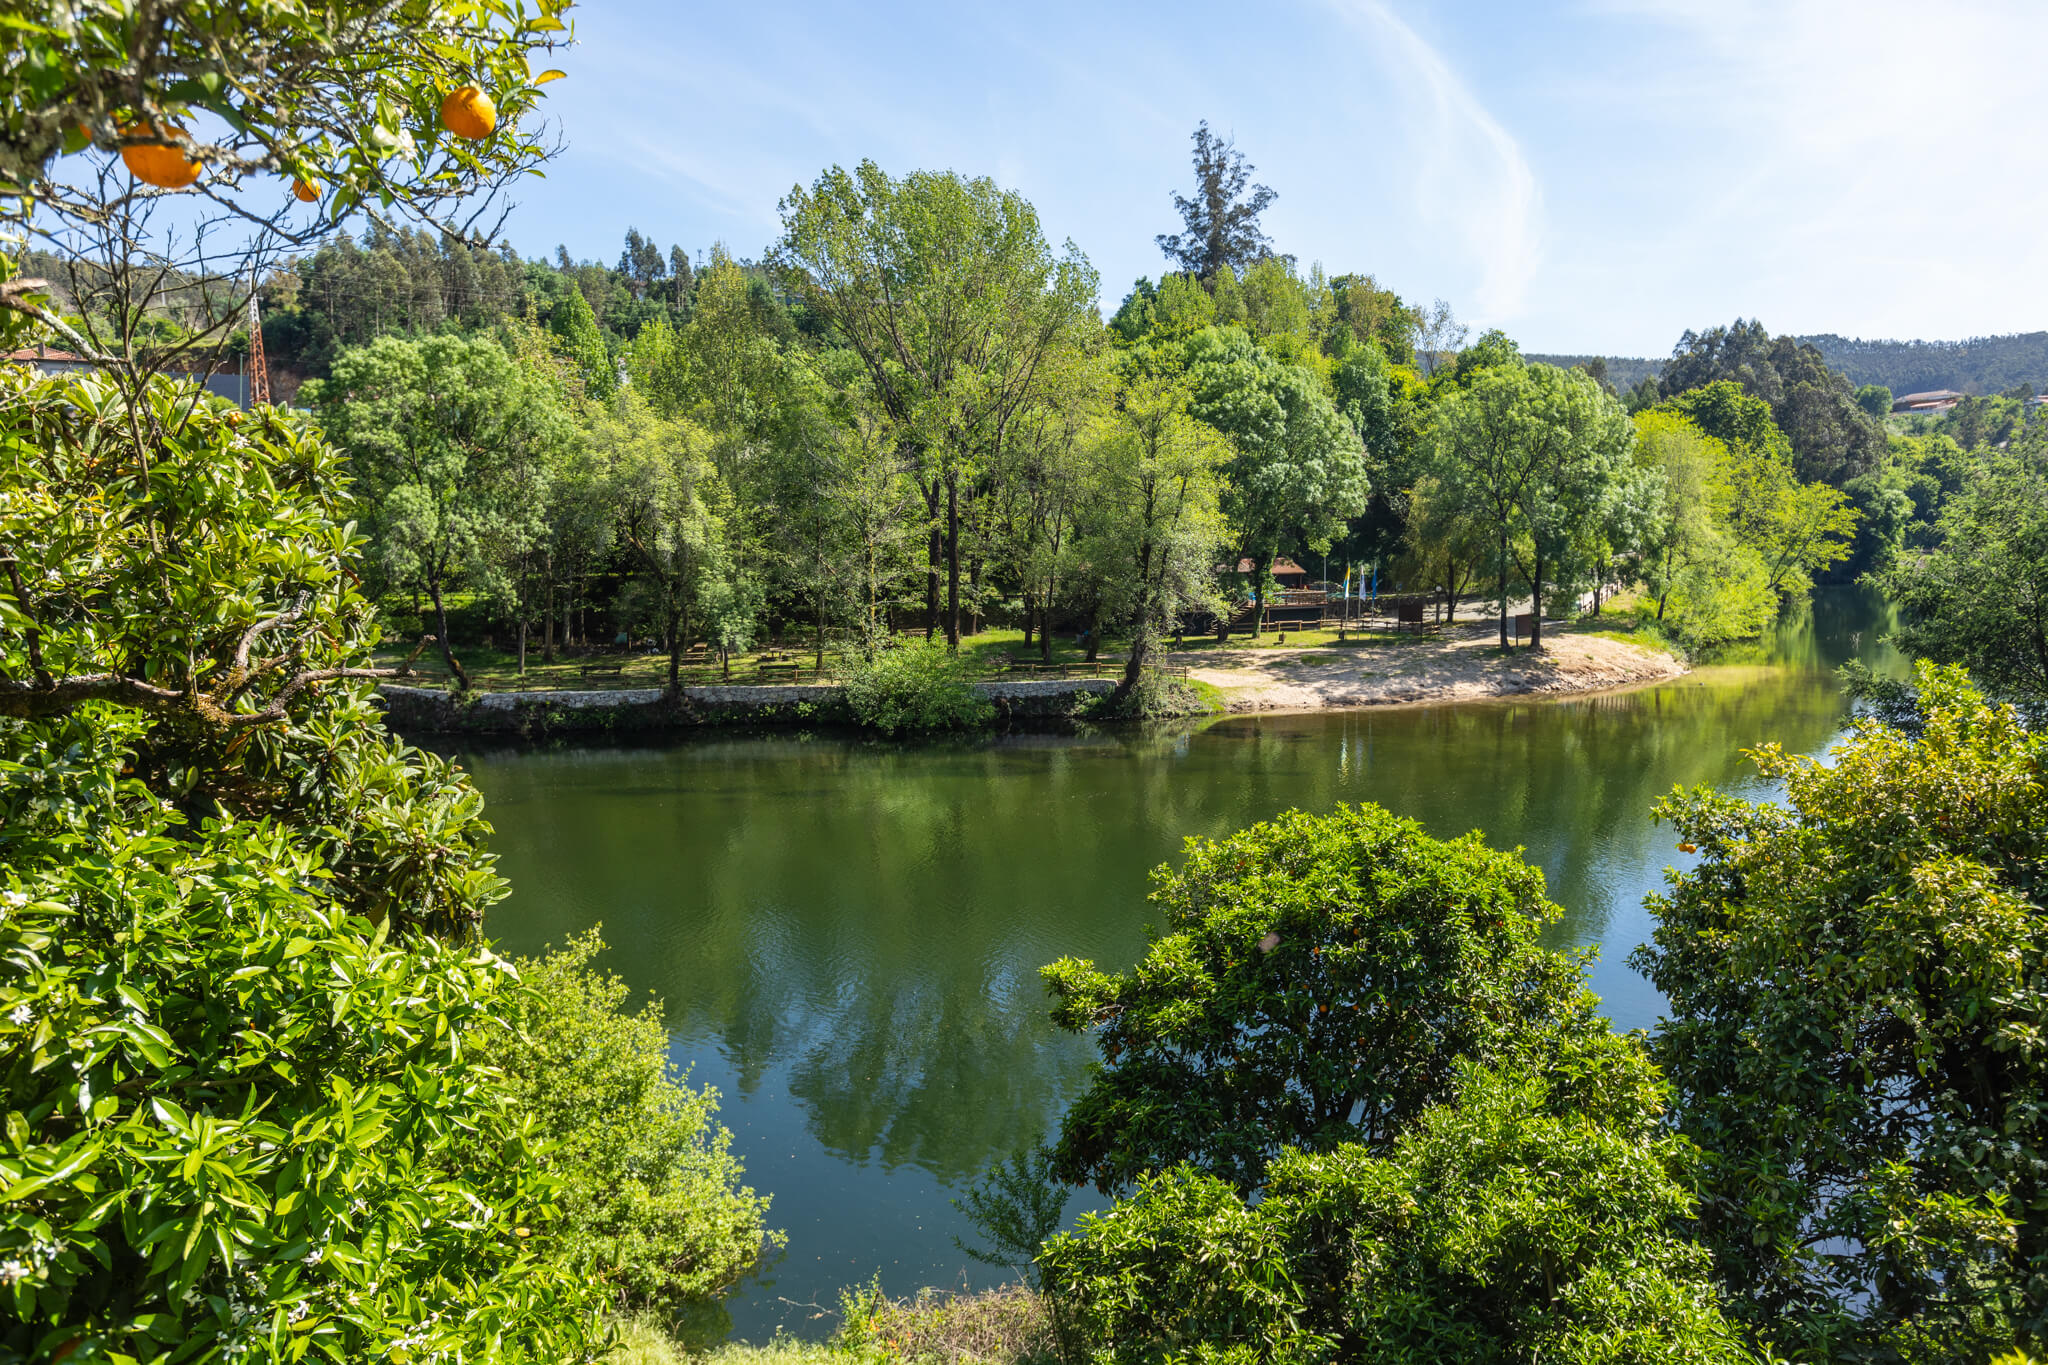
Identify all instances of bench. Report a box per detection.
[579,663,625,679]
[756,661,802,682]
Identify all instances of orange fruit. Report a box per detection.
[1678,841,1697,854]
[440,85,497,140]
[120,123,201,188]
[292,177,320,202]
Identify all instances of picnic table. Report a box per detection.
[578,662,625,679]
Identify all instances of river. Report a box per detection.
[452,587,1899,1341]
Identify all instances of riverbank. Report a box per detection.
[1169,620,1687,712]
[376,624,1686,735]
[378,677,1113,736]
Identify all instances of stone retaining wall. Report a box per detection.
[377,678,1115,736]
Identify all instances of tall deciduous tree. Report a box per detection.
[1507,364,1635,644]
[309,333,569,688]
[1076,366,1229,697]
[590,388,736,689]
[772,160,1098,647]
[1182,327,1369,635]
[1154,121,1278,283]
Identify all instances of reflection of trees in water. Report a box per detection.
[462,588,1900,1184]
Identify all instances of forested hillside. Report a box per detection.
[1799,331,2048,397]
[1535,333,2048,403]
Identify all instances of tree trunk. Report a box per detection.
[666,608,682,691]
[1084,607,1101,662]
[945,473,961,650]
[1497,533,1511,650]
[427,577,470,690]
[924,483,942,641]
[1529,556,1546,649]
[1120,539,1155,697]
[1023,593,1036,648]
[542,572,556,663]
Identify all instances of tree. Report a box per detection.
[1663,382,1857,601]
[1856,383,1894,418]
[590,388,736,689]
[0,0,570,363]
[1875,452,2048,717]
[1431,361,1626,648]
[1038,1052,1753,1365]
[1154,121,1278,282]
[1634,665,2048,1360]
[772,160,1098,647]
[0,367,610,1358]
[1415,297,1468,378]
[308,333,568,688]
[1042,804,1606,1195]
[1075,366,1229,699]
[549,283,613,401]
[1182,327,1369,635]
[474,933,778,1312]
[1506,365,1635,642]
[1660,320,1884,485]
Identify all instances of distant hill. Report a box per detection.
[1795,333,2048,398]
[1534,334,2048,400]
[1526,354,1662,392]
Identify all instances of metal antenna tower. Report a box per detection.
[246,270,271,406]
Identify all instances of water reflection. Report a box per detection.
[455,586,1898,1339]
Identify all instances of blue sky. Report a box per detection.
[505,0,2048,357]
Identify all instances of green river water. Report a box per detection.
[451,588,1899,1341]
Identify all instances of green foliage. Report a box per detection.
[841,640,994,736]
[551,286,616,402]
[1042,804,1604,1194]
[1180,327,1368,594]
[835,1281,1053,1365]
[472,932,778,1312]
[307,331,573,686]
[1855,383,1894,418]
[1038,1053,1753,1365]
[1661,320,1884,486]
[1874,451,2048,717]
[0,809,603,1361]
[0,367,501,936]
[1154,122,1278,281]
[1633,664,2048,1359]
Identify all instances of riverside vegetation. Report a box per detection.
[4,3,2048,1362]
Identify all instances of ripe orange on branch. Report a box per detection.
[120,123,201,188]
[439,85,497,140]
[292,177,320,202]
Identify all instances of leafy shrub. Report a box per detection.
[1042,803,1606,1193]
[473,932,779,1312]
[1636,662,2048,1360]
[841,641,993,735]
[1037,1052,1752,1365]
[0,780,602,1361]
[0,371,666,1358]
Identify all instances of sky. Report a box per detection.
[502,0,2048,358]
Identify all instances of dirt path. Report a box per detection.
[1172,622,1686,712]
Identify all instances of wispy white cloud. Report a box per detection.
[1572,0,2048,343]
[1318,0,1542,323]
